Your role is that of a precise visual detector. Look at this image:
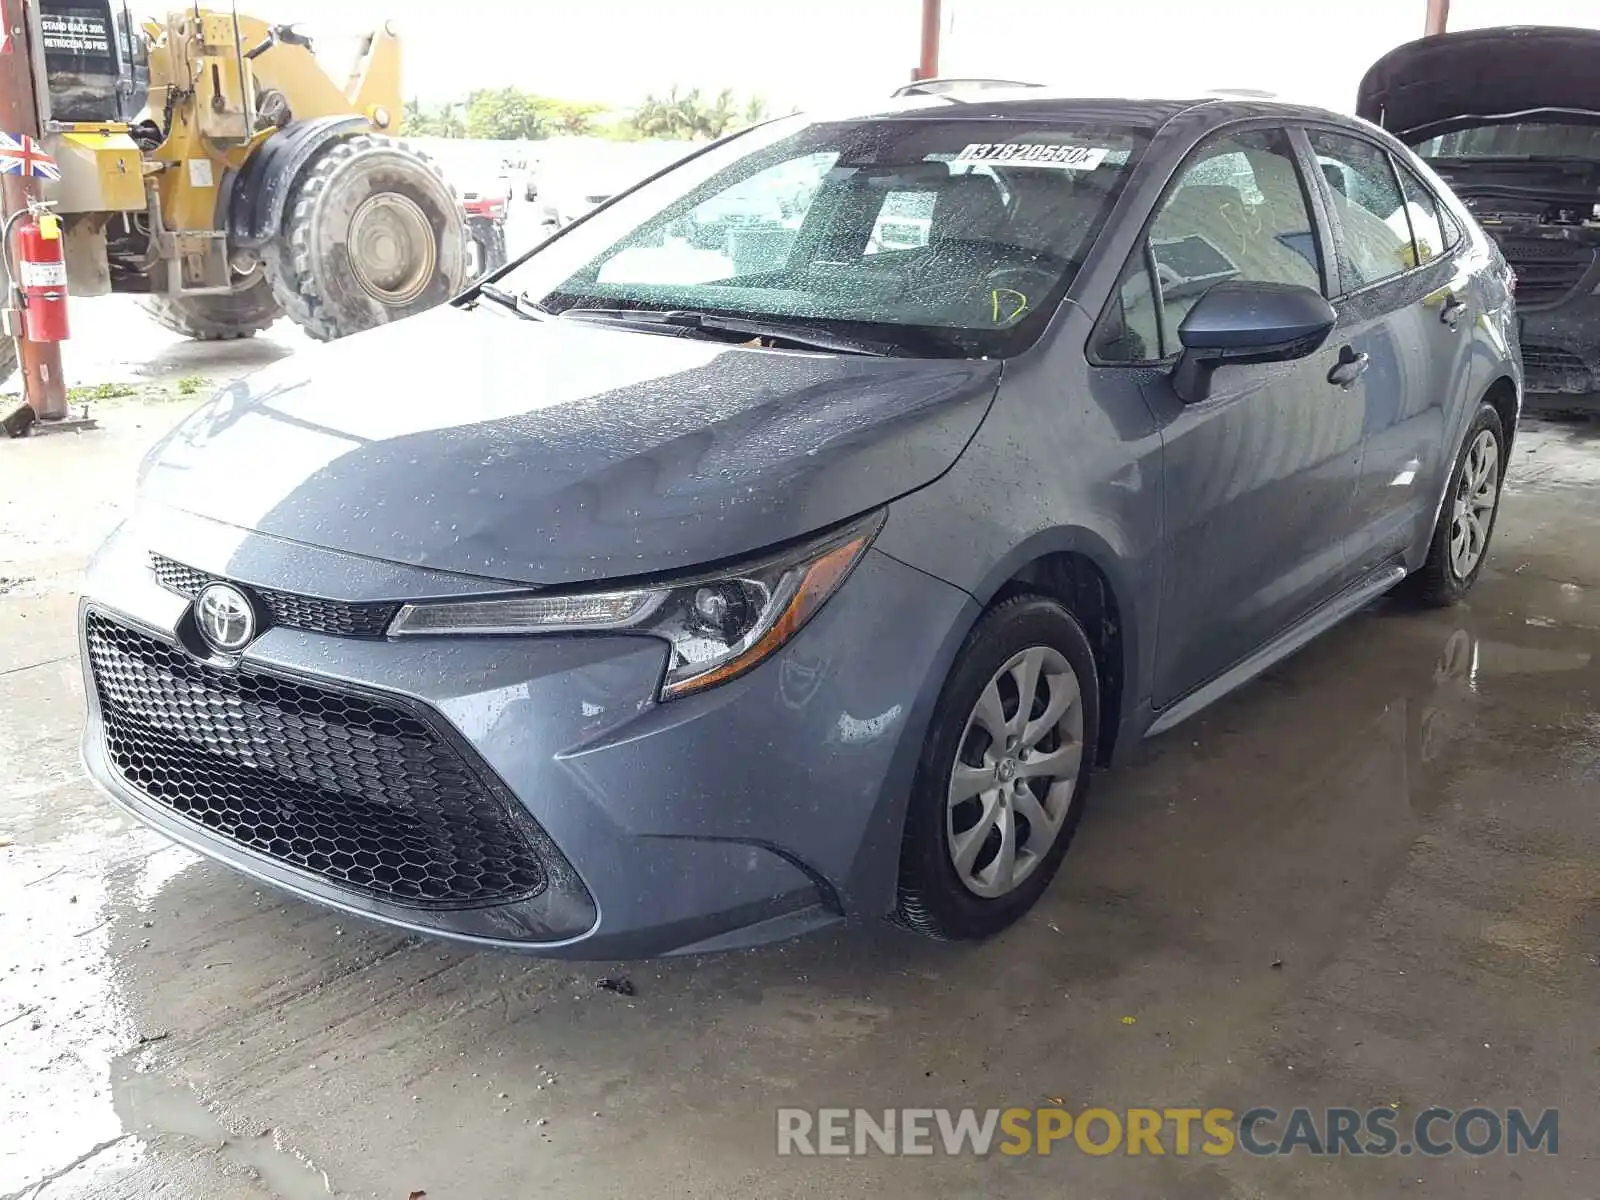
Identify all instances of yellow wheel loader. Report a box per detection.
[19,0,465,377]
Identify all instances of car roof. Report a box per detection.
[838,90,1358,135]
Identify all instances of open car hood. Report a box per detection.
[1357,26,1600,143]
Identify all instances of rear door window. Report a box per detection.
[1307,130,1416,290]
[1395,164,1451,266]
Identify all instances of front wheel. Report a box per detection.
[895,595,1099,940]
[1403,402,1507,607]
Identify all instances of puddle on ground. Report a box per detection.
[110,1065,336,1200]
[1,830,339,1198]
[1508,417,1600,491]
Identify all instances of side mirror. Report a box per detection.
[1171,280,1337,404]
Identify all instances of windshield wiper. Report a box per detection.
[559,308,890,356]
[475,283,550,321]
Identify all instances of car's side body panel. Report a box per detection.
[877,101,1522,769]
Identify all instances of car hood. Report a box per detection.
[139,307,1000,587]
[1357,26,1600,142]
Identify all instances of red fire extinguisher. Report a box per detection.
[12,208,69,343]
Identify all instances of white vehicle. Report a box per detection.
[537,144,696,232]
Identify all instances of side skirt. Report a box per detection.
[1143,562,1409,740]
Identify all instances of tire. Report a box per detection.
[1403,401,1507,607]
[465,219,507,283]
[895,595,1100,941]
[264,133,466,342]
[139,271,283,340]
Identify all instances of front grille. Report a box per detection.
[86,612,547,907]
[1500,237,1595,307]
[150,555,397,638]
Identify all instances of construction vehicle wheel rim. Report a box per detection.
[347,193,437,306]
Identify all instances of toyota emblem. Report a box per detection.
[195,582,257,653]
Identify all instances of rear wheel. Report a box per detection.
[265,134,466,342]
[895,595,1099,940]
[139,270,283,340]
[1404,402,1506,607]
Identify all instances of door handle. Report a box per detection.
[1327,345,1370,388]
[1440,295,1468,328]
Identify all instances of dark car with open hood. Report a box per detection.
[1360,25,1600,408]
[80,88,1519,958]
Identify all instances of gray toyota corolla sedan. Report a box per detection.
[80,91,1520,957]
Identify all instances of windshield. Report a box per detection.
[500,113,1150,357]
[1416,121,1600,161]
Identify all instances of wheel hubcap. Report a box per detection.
[347,193,437,305]
[1449,429,1500,579]
[947,645,1085,900]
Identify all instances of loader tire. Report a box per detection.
[465,219,508,282]
[265,134,466,342]
[139,272,284,340]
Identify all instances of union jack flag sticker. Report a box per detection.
[0,132,60,180]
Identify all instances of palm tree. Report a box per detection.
[630,95,668,138]
[672,87,704,138]
[702,88,739,138]
[437,103,466,139]
[742,95,769,127]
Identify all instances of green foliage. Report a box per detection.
[402,98,465,138]
[465,88,551,140]
[628,85,770,140]
[67,381,136,402]
[403,86,772,142]
[552,101,605,136]
[593,120,645,142]
[175,374,206,397]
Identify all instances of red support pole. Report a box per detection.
[0,0,67,422]
[914,0,941,81]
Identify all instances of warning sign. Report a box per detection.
[41,5,114,68]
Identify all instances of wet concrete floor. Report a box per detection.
[4,378,1600,1198]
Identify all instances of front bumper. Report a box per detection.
[78,511,974,957]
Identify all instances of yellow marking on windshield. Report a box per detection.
[991,288,1030,325]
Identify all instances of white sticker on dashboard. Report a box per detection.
[950,143,1110,171]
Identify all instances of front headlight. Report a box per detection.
[389,511,884,699]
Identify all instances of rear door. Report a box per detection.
[1301,128,1465,575]
[1093,126,1366,708]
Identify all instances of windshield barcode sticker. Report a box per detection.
[951,143,1110,171]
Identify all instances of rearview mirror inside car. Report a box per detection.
[1172,280,1337,404]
